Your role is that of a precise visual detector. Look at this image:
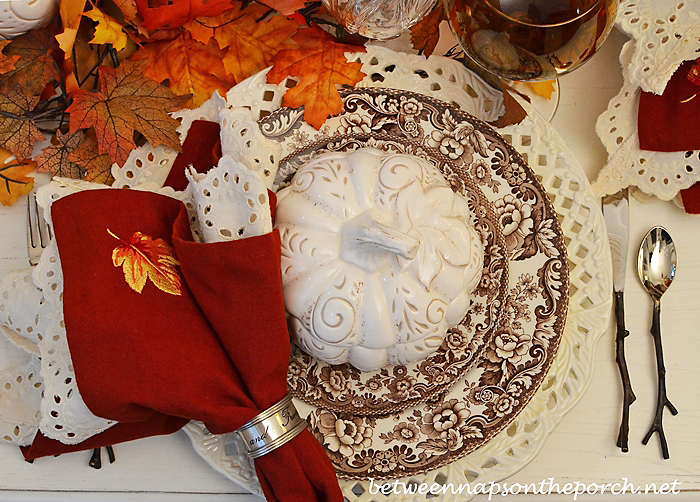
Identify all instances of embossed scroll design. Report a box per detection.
[258,87,569,480]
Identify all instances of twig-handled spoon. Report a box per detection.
[637,226,678,459]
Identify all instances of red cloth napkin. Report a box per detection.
[21,121,342,502]
[637,60,700,213]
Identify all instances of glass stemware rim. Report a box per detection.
[480,0,609,29]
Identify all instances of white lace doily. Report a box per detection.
[616,0,700,95]
[0,356,42,446]
[180,46,612,500]
[592,39,700,201]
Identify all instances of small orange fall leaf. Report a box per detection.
[66,59,189,166]
[257,0,308,16]
[268,27,366,129]
[526,80,556,100]
[108,228,182,296]
[131,31,235,108]
[0,41,21,74]
[0,148,35,206]
[410,4,446,57]
[84,8,128,51]
[56,0,88,57]
[113,0,139,22]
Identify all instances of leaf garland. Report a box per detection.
[0,0,369,205]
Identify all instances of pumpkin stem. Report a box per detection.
[342,211,419,262]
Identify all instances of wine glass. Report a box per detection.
[443,0,618,82]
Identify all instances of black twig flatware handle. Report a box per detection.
[642,299,678,459]
[614,291,635,452]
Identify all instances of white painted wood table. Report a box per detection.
[1,28,699,501]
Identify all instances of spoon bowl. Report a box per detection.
[636,225,678,459]
[638,227,677,301]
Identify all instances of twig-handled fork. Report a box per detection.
[26,188,51,266]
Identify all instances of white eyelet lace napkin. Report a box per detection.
[592,2,700,202]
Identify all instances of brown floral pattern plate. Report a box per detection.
[261,88,569,479]
[261,90,511,417]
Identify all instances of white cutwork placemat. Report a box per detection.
[182,47,612,500]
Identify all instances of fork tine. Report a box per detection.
[26,189,49,266]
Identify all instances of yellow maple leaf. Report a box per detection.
[526,80,556,100]
[108,229,182,296]
[0,148,35,207]
[84,8,127,51]
[56,0,88,57]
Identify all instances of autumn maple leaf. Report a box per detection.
[134,0,236,31]
[68,134,114,184]
[0,87,44,161]
[35,129,85,179]
[410,4,446,57]
[84,8,128,51]
[0,29,60,96]
[0,148,35,207]
[267,27,366,129]
[186,3,299,83]
[0,41,21,75]
[131,31,234,108]
[66,59,189,167]
[108,228,182,296]
[56,0,88,57]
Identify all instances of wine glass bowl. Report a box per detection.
[444,0,618,81]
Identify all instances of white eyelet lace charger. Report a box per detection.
[591,2,700,202]
[0,93,281,446]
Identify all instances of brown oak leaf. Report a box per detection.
[410,3,446,57]
[186,3,299,83]
[68,134,114,184]
[0,41,21,74]
[0,87,44,161]
[35,129,85,179]
[267,27,366,129]
[108,228,182,296]
[488,84,528,128]
[0,148,36,206]
[0,29,60,96]
[131,31,234,108]
[66,59,189,167]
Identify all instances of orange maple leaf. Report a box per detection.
[0,87,44,161]
[0,41,21,74]
[131,31,234,108]
[0,29,60,96]
[66,59,189,167]
[35,130,85,179]
[134,0,237,31]
[108,229,182,296]
[84,8,128,51]
[56,0,88,57]
[0,148,35,207]
[186,4,299,83]
[410,3,446,57]
[68,134,114,184]
[257,0,307,16]
[114,0,139,22]
[267,27,366,129]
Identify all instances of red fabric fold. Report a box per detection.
[638,60,700,152]
[21,119,342,501]
[637,61,700,213]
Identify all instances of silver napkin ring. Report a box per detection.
[235,394,307,459]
